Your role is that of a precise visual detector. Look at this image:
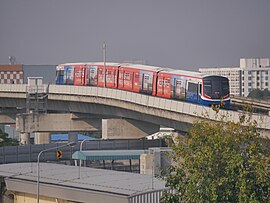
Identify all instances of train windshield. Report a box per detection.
[203,76,229,99]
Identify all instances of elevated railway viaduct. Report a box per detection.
[0,84,269,144]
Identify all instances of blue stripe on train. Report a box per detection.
[199,99,230,108]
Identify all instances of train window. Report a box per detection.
[199,83,202,94]
[165,80,170,87]
[124,73,130,80]
[221,80,229,95]
[203,80,212,96]
[56,70,64,76]
[188,82,198,93]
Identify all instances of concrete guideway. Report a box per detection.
[47,85,270,131]
[0,84,269,141]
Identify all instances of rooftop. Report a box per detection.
[0,163,166,202]
[0,64,23,71]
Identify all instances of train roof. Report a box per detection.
[56,62,207,78]
[120,63,163,71]
[160,68,204,78]
[57,62,121,66]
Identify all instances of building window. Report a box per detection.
[248,76,251,80]
[266,82,268,86]
[257,82,260,86]
[266,76,268,80]
[257,76,260,80]
[257,71,260,75]
[248,82,251,86]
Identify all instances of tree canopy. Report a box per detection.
[161,111,270,203]
[248,89,270,101]
[0,129,18,147]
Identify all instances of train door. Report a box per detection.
[174,79,182,99]
[97,66,105,87]
[198,82,202,102]
[157,75,165,97]
[56,66,64,84]
[123,71,132,90]
[133,71,140,92]
[140,71,153,94]
[186,81,199,103]
[63,66,74,85]
[118,68,124,89]
[74,66,86,86]
[142,74,150,91]
[113,69,118,88]
[171,76,185,100]
[105,66,118,88]
[88,66,98,86]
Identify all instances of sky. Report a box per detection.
[0,0,270,71]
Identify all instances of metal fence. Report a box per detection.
[0,139,166,164]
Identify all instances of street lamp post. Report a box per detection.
[37,142,76,203]
[78,138,92,179]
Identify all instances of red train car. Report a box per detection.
[74,64,88,86]
[73,62,120,88]
[157,69,203,100]
[156,71,172,98]
[118,64,162,96]
[93,63,120,88]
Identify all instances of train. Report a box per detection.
[55,62,230,108]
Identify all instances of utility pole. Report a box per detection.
[103,42,106,88]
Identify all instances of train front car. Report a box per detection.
[201,76,230,108]
[55,65,64,84]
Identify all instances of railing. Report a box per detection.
[0,139,166,164]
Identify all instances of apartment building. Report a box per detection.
[240,58,270,97]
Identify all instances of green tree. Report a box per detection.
[0,129,18,147]
[248,89,270,101]
[161,112,270,203]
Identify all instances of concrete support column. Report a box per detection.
[20,132,30,145]
[34,132,50,144]
[102,118,159,139]
[68,132,78,143]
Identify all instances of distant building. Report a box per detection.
[240,58,270,97]
[0,64,24,84]
[199,58,270,97]
[0,163,167,203]
[0,64,57,85]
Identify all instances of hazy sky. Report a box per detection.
[0,0,270,71]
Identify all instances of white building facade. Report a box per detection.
[240,58,270,97]
[199,58,270,97]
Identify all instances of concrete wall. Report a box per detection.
[102,119,159,139]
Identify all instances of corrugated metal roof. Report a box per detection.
[0,163,165,196]
[72,150,146,161]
